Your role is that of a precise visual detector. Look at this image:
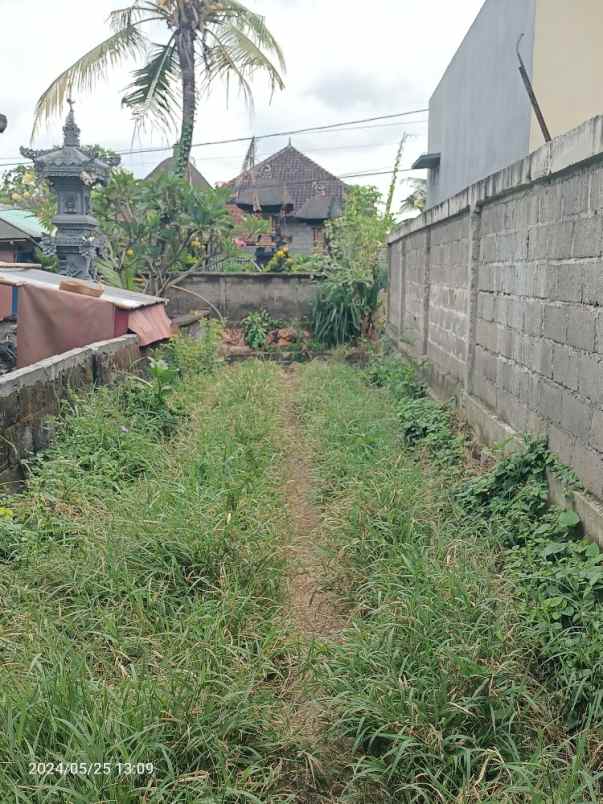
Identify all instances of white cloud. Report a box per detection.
[0,0,484,207]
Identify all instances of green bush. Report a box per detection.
[241,310,275,349]
[312,271,380,346]
[366,354,426,399]
[311,186,391,346]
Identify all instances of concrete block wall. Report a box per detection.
[0,335,139,488]
[400,229,429,352]
[427,215,471,386]
[388,115,603,502]
[166,272,324,323]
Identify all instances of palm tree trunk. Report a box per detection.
[175,23,196,178]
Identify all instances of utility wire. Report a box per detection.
[123,108,429,157]
[0,108,428,168]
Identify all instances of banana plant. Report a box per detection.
[32,1,285,176]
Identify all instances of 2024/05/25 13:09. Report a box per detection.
[29,762,155,776]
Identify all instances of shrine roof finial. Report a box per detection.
[63,98,80,147]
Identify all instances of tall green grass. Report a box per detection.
[295,360,603,803]
[0,347,305,801]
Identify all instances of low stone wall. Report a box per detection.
[388,115,603,540]
[166,272,323,322]
[0,335,140,489]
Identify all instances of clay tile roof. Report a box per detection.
[228,144,346,217]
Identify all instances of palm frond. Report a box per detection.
[210,1,286,75]
[33,24,149,137]
[109,2,156,31]
[201,29,253,106]
[202,20,285,105]
[122,36,180,133]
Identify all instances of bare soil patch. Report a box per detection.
[279,367,347,640]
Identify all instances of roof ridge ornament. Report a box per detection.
[63,97,81,147]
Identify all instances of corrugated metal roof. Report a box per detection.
[0,219,30,241]
[0,266,165,310]
[0,209,46,239]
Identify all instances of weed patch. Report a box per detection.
[370,354,603,730]
[296,359,603,801]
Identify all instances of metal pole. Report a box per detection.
[516,34,552,143]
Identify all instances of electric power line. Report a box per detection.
[112,108,429,159]
[0,108,428,168]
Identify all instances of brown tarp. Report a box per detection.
[128,304,173,346]
[16,285,124,368]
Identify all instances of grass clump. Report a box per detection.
[295,360,603,802]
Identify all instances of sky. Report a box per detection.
[0,0,484,209]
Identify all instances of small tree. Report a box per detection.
[312,186,392,345]
[93,171,233,295]
[0,165,55,230]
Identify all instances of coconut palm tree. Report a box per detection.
[32,1,285,175]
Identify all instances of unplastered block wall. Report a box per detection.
[428,215,471,386]
[476,163,603,496]
[400,229,429,352]
[166,272,324,323]
[0,335,140,488]
[388,115,603,501]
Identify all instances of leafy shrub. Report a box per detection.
[366,354,426,399]
[398,397,464,465]
[117,357,184,437]
[289,254,331,273]
[311,186,391,346]
[457,438,603,723]
[457,437,549,517]
[93,171,233,295]
[263,247,293,273]
[241,310,275,349]
[312,271,380,346]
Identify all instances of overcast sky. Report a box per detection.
[0,0,484,208]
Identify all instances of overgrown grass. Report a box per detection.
[4,334,602,801]
[0,335,305,802]
[295,359,603,802]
